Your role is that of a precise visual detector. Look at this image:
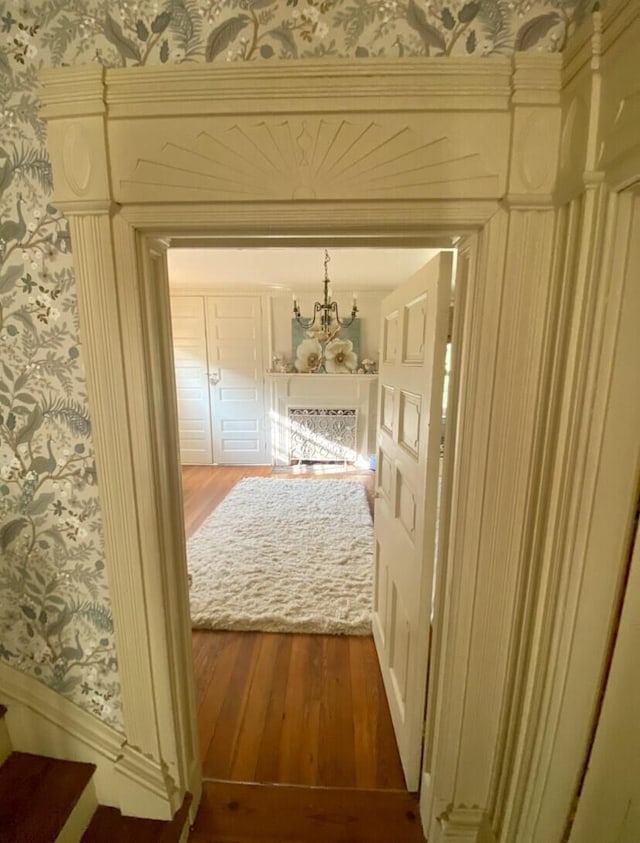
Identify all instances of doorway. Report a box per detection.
[39,50,631,838]
[167,245,459,797]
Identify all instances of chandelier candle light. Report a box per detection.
[292,250,359,373]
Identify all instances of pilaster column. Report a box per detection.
[40,66,199,820]
[422,54,562,843]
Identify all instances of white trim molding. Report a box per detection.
[35,13,640,840]
[0,662,177,818]
[496,4,640,842]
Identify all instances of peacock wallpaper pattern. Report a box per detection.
[0,0,594,731]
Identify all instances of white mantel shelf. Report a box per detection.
[266,372,378,379]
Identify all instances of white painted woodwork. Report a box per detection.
[205,296,267,465]
[267,373,378,467]
[55,777,97,843]
[498,5,640,840]
[0,659,151,811]
[568,519,640,843]
[373,252,451,791]
[506,188,640,843]
[419,239,471,828]
[36,9,640,839]
[170,296,213,465]
[563,196,640,843]
[66,212,185,819]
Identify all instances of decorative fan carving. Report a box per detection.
[120,118,499,201]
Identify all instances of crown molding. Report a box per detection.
[39,65,106,118]
[120,200,499,235]
[512,55,562,106]
[103,58,514,117]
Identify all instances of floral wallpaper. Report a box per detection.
[0,0,593,731]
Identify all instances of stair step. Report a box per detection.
[0,751,96,843]
[81,793,191,843]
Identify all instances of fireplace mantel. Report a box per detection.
[266,372,378,466]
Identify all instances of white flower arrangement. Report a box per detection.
[324,338,357,373]
[295,338,323,372]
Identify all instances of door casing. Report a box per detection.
[36,15,640,839]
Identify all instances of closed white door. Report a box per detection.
[170,296,213,465]
[206,296,268,465]
[373,252,452,790]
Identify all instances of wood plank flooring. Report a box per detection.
[189,781,425,843]
[193,630,404,789]
[183,465,425,842]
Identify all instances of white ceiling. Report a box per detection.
[167,247,443,291]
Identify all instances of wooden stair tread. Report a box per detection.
[81,794,191,843]
[0,751,95,843]
[189,780,426,843]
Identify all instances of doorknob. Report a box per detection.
[208,371,220,386]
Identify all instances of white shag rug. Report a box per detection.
[186,478,374,635]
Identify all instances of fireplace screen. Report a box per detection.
[288,408,357,463]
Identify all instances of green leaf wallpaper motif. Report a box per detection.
[0,0,596,731]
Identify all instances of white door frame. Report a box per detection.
[37,7,639,838]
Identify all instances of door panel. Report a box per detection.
[206,296,268,465]
[170,296,213,465]
[373,252,452,791]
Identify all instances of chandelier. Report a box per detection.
[292,249,358,334]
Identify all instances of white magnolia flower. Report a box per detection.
[295,338,323,373]
[324,339,357,373]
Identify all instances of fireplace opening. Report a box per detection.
[288,407,357,464]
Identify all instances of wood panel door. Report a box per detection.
[170,295,213,465]
[206,296,268,465]
[373,252,452,791]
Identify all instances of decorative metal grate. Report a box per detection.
[288,408,357,463]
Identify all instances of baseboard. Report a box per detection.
[115,744,181,819]
[0,662,184,820]
[419,792,497,843]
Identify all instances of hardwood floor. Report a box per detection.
[189,781,426,843]
[193,630,404,789]
[183,465,426,842]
